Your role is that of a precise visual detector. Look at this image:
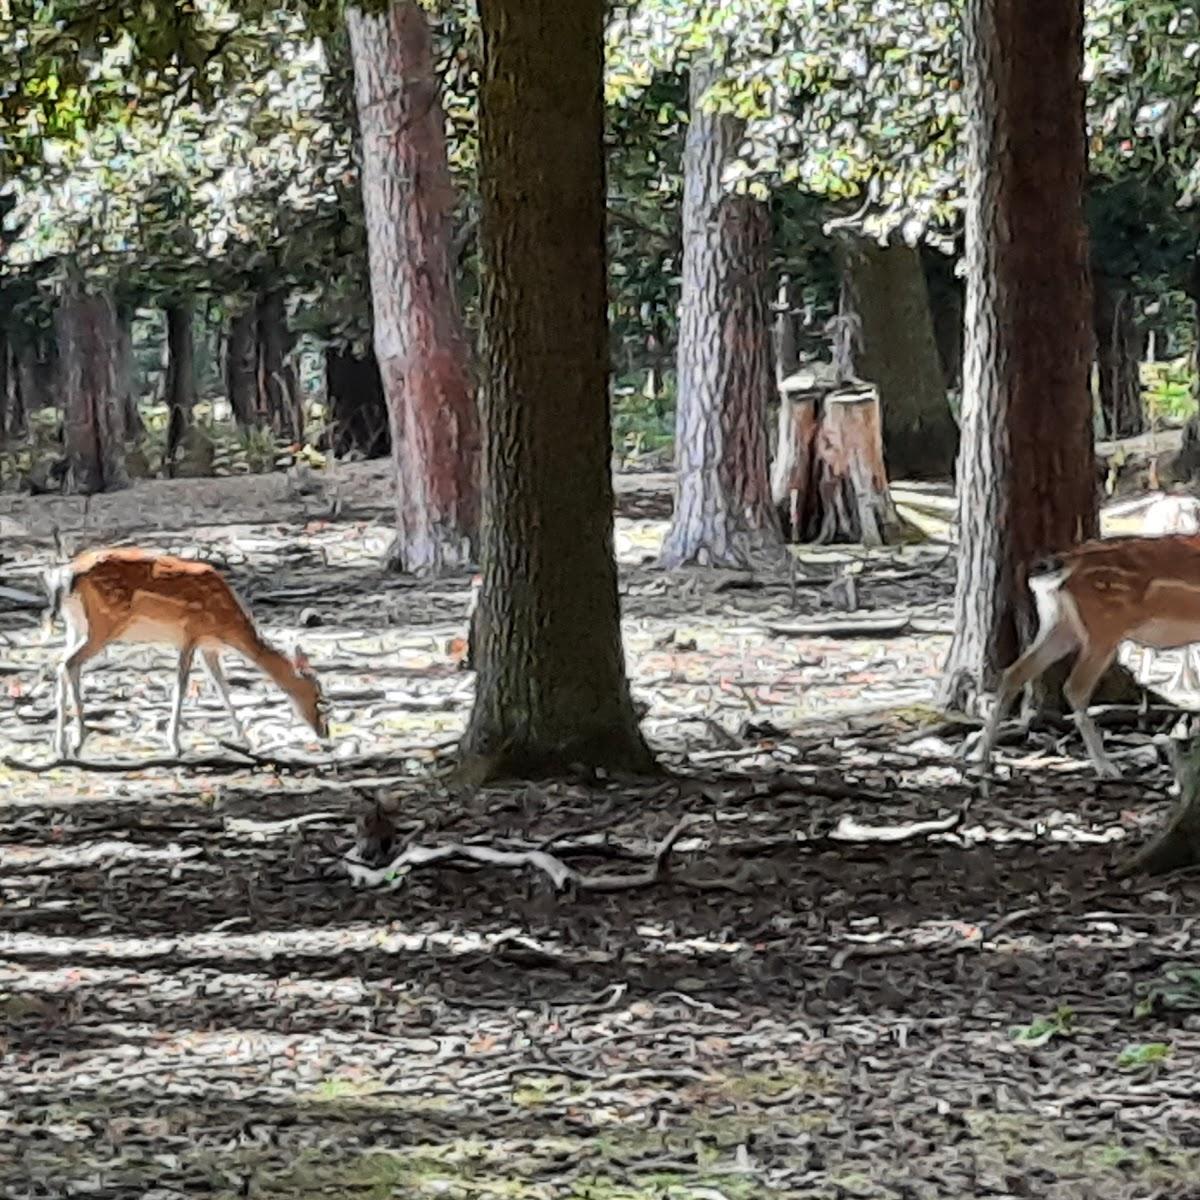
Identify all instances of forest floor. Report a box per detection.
[2,462,1200,1200]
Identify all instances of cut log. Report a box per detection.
[812,386,901,546]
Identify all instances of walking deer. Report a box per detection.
[978,532,1200,780]
[44,547,330,758]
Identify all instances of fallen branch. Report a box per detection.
[766,612,912,639]
[345,813,726,893]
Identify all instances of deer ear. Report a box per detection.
[293,645,312,673]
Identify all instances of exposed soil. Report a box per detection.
[2,464,1199,1199]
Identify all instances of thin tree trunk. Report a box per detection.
[115,305,140,438]
[835,235,958,479]
[347,0,480,575]
[1093,273,1145,439]
[325,345,389,458]
[15,336,55,423]
[164,301,195,465]
[0,328,9,446]
[256,288,302,442]
[57,284,127,494]
[660,63,782,568]
[224,304,259,428]
[923,245,966,391]
[939,0,1096,714]
[460,0,654,779]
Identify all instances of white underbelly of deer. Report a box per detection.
[116,615,196,648]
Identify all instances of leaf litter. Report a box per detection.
[2,464,1200,1199]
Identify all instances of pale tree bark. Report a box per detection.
[347,1,480,575]
[939,0,1097,713]
[1093,272,1145,439]
[659,63,782,569]
[835,235,958,479]
[57,284,127,494]
[460,0,654,779]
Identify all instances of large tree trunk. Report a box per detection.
[347,1,480,575]
[326,345,389,458]
[1093,273,1144,439]
[164,301,196,466]
[460,0,654,779]
[835,236,958,479]
[223,304,259,429]
[660,64,781,568]
[256,288,303,442]
[57,285,127,495]
[939,0,1096,714]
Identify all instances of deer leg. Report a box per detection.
[1063,642,1122,779]
[201,648,246,743]
[977,621,1077,774]
[167,644,196,758]
[55,633,106,759]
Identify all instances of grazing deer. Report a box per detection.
[44,547,330,759]
[977,533,1200,780]
[1139,491,1200,691]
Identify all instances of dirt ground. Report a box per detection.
[2,463,1200,1200]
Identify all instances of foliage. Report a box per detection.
[1143,357,1197,426]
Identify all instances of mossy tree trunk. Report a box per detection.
[460,0,654,779]
[835,235,958,479]
[939,0,1097,715]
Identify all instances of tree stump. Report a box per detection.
[770,388,820,540]
[773,380,901,546]
[813,386,901,546]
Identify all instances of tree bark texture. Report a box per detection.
[0,330,9,445]
[347,1,480,575]
[256,288,303,443]
[771,389,820,540]
[115,306,139,438]
[326,345,390,458]
[659,64,782,569]
[461,0,654,778]
[835,236,957,479]
[164,301,196,465]
[939,0,1096,713]
[811,389,901,546]
[57,286,127,495]
[223,304,259,428]
[1093,273,1144,439]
